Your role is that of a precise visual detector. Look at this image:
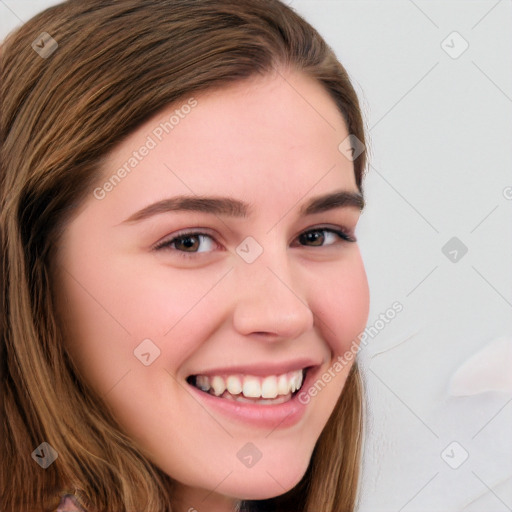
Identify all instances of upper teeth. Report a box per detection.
[194,370,304,399]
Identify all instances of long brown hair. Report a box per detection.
[0,1,367,510]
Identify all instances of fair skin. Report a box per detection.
[52,69,369,512]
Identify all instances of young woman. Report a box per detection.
[0,1,370,511]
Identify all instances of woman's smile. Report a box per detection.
[185,363,327,429]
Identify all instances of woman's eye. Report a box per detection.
[297,228,355,247]
[155,232,217,254]
[154,227,355,258]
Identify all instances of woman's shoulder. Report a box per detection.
[56,494,87,512]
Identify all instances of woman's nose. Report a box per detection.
[231,251,314,341]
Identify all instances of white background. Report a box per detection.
[2,1,511,511]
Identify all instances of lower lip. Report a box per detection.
[186,367,319,430]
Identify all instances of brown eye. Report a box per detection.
[155,232,217,254]
[299,230,325,246]
[174,235,201,252]
[298,228,355,247]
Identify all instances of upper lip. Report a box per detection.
[188,358,323,377]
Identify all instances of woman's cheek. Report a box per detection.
[132,272,233,370]
[308,252,369,355]
[115,261,226,338]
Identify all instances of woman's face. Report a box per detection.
[53,70,369,508]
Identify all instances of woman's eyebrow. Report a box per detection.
[119,190,364,225]
[121,196,249,223]
[300,190,364,215]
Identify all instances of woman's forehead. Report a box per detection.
[89,71,356,221]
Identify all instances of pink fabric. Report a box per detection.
[56,494,85,512]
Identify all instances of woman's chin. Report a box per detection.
[221,463,309,501]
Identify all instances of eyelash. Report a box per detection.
[153,226,356,259]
